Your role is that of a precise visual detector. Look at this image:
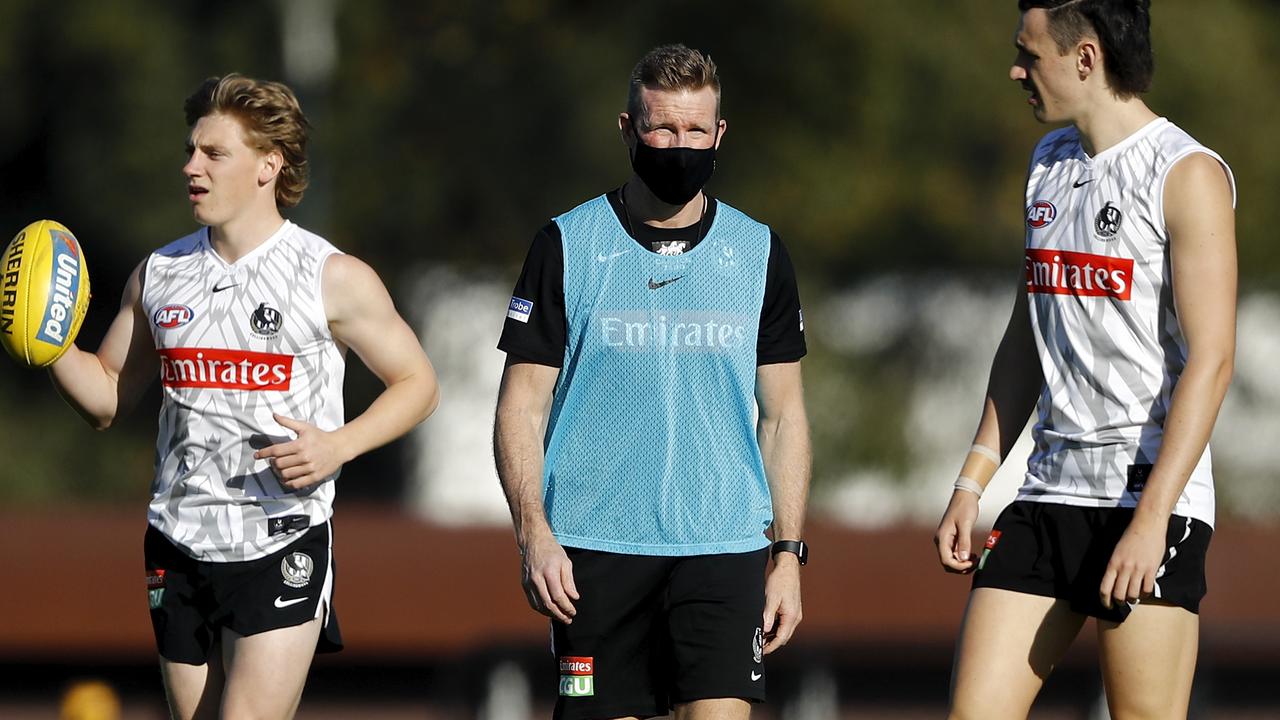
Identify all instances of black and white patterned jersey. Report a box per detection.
[141,221,346,561]
[1019,118,1235,528]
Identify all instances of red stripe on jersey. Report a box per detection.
[1025,248,1133,300]
[158,347,293,390]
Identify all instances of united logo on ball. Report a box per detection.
[1,220,91,367]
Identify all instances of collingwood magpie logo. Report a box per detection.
[1094,202,1123,240]
[250,302,283,337]
[281,552,314,588]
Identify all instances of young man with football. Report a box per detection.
[494,44,811,720]
[934,1,1235,717]
[46,74,439,719]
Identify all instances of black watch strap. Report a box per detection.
[771,540,808,566]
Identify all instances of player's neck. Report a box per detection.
[208,205,287,264]
[1073,96,1158,157]
[622,179,706,229]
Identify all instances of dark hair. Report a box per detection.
[627,44,721,129]
[184,74,311,208]
[1018,0,1154,97]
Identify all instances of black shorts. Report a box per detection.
[552,547,769,720]
[143,521,343,664]
[972,501,1211,623]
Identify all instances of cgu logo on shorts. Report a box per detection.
[558,656,594,697]
[157,347,293,390]
[1026,201,1057,229]
[1025,248,1133,300]
[153,304,194,329]
[146,569,166,609]
[978,530,1002,572]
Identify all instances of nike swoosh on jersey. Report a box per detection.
[647,276,683,290]
[751,671,762,681]
[1073,178,1094,188]
[274,595,309,609]
[597,249,631,262]
[212,282,240,292]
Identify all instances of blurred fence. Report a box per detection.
[411,271,1280,528]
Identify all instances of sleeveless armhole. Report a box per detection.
[1155,150,1237,236]
[140,251,159,346]
[315,248,344,343]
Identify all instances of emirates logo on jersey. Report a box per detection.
[158,347,293,390]
[1025,248,1133,300]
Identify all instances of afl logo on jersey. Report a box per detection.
[153,304,194,329]
[1026,201,1057,229]
[250,302,283,338]
[1094,202,1123,240]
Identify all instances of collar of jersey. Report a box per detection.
[611,194,724,261]
[201,220,294,269]
[1081,116,1168,166]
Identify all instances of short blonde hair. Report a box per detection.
[184,74,311,208]
[627,44,721,129]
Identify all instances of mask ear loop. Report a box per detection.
[619,183,637,239]
[694,192,707,243]
[695,119,718,241]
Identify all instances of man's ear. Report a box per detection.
[259,150,284,186]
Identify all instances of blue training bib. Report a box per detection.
[543,194,773,556]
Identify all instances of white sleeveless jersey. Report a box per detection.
[142,221,346,561]
[1019,118,1235,528]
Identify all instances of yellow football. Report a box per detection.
[0,220,91,367]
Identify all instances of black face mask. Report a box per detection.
[629,129,717,206]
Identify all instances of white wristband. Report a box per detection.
[969,444,1001,465]
[954,476,984,498]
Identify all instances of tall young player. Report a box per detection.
[934,2,1235,718]
[47,75,439,719]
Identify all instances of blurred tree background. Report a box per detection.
[1,0,1275,508]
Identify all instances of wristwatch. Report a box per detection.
[771,540,808,566]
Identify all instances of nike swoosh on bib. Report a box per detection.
[597,249,631,262]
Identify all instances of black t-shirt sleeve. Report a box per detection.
[497,222,567,367]
[757,231,807,365]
